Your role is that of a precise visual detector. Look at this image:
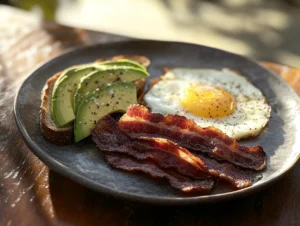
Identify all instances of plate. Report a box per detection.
[14,40,300,205]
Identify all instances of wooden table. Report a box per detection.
[1,6,300,226]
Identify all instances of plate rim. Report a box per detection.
[14,40,300,205]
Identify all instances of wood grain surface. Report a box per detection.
[0,6,299,226]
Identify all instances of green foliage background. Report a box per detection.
[11,0,58,20]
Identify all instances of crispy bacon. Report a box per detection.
[118,105,266,171]
[92,115,253,189]
[92,115,209,179]
[103,152,214,193]
[196,154,253,189]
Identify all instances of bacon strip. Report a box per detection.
[118,105,266,171]
[92,115,209,179]
[92,115,253,189]
[196,154,253,189]
[102,152,214,193]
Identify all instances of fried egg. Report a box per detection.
[144,68,271,140]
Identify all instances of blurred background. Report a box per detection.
[1,0,300,67]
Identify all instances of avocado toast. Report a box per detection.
[40,55,150,145]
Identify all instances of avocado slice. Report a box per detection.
[99,59,146,71]
[55,60,144,84]
[51,60,146,127]
[74,66,149,113]
[51,66,98,127]
[74,82,136,142]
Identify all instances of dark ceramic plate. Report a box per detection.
[14,41,300,205]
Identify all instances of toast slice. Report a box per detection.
[40,56,149,145]
[40,72,73,145]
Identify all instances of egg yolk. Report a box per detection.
[180,85,236,118]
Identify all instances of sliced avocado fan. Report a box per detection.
[51,59,146,127]
[74,81,137,142]
[74,66,149,113]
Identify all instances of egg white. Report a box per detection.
[144,68,271,140]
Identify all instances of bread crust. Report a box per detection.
[40,72,73,145]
